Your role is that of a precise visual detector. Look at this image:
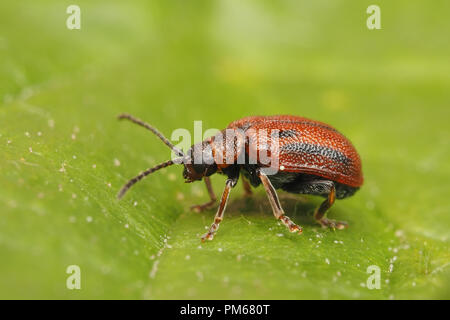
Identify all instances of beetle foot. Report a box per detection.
[279,215,303,234]
[318,218,348,230]
[201,231,215,242]
[201,219,221,242]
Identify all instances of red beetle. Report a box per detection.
[117,114,363,241]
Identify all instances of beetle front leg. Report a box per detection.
[201,178,236,242]
[258,171,303,234]
[191,177,217,212]
[313,183,348,230]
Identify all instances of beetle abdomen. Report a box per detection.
[279,172,360,199]
[228,115,363,188]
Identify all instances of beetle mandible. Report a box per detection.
[117,114,363,242]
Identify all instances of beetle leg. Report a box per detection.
[258,171,303,234]
[313,183,348,230]
[201,178,237,242]
[191,177,217,212]
[241,174,253,197]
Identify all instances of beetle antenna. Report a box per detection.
[117,158,180,199]
[118,113,185,157]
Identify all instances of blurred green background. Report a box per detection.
[0,0,449,299]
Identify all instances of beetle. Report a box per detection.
[117,114,363,242]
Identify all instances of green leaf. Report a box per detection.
[0,0,449,299]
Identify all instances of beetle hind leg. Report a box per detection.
[312,182,348,230]
[285,178,348,230]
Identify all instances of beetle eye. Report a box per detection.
[182,167,188,179]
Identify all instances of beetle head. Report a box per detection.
[182,141,217,183]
